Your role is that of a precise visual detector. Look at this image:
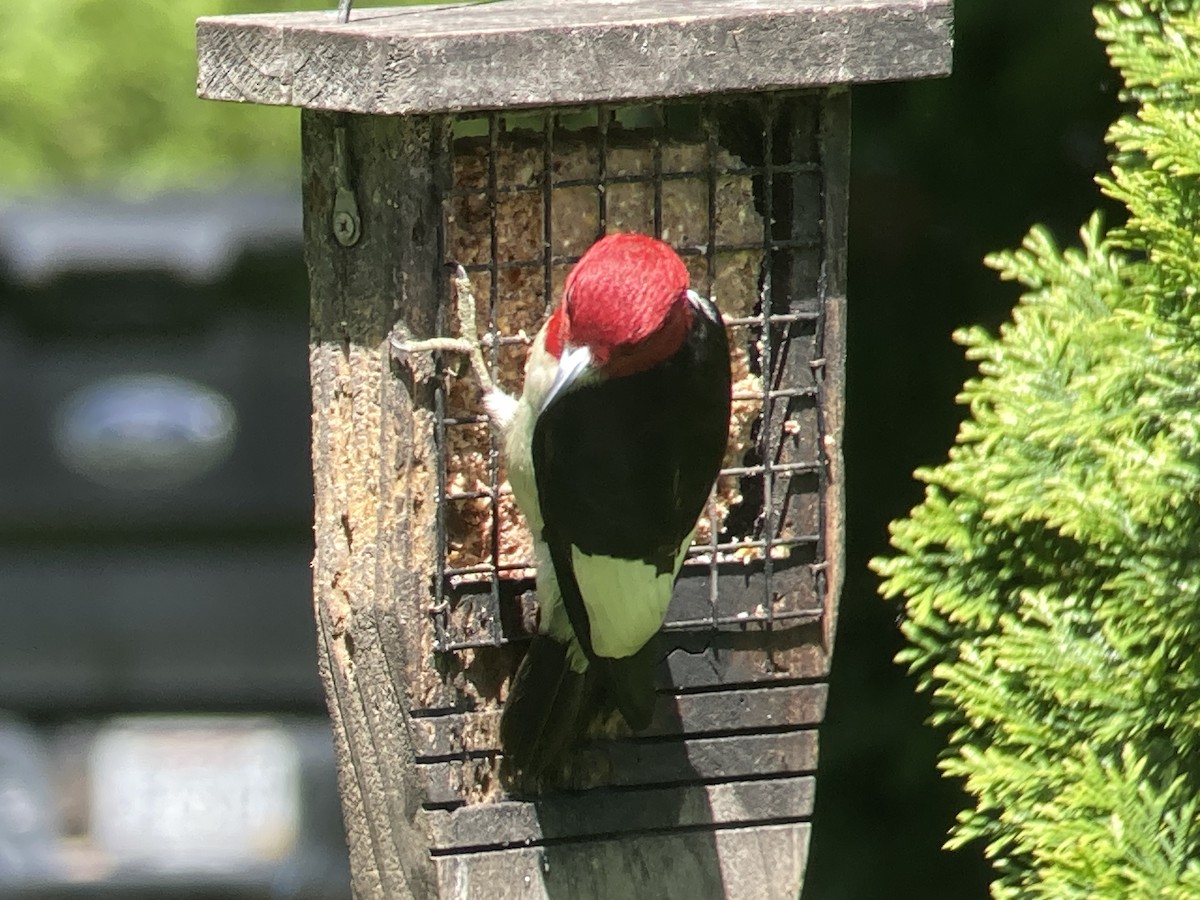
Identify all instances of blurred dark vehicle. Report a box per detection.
[0,191,350,898]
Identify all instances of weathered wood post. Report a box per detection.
[197,3,951,897]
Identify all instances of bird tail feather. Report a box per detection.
[500,636,589,782]
[593,635,660,732]
[500,635,662,786]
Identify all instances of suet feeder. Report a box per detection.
[197,2,952,897]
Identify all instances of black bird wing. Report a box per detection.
[531,306,731,727]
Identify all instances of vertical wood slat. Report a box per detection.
[304,109,444,900]
[817,88,851,653]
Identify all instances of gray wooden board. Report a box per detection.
[661,622,830,686]
[419,730,819,804]
[412,682,827,755]
[423,774,815,849]
[197,0,953,115]
[433,821,811,899]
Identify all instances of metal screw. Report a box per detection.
[333,209,360,246]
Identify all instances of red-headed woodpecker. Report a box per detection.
[492,233,732,780]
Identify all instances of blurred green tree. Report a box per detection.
[0,0,419,192]
[0,1,301,191]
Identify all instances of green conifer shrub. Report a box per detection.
[871,2,1200,895]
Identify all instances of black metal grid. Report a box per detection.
[431,94,830,653]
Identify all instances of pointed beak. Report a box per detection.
[541,344,593,413]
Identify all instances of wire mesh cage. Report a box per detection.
[430,93,830,666]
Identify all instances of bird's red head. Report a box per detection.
[545,233,692,378]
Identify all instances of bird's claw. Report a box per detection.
[390,335,477,363]
[389,265,505,403]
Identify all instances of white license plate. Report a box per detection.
[89,717,301,871]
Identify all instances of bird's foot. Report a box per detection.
[389,335,477,360]
[389,264,517,421]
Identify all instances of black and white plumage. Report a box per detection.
[493,233,732,781]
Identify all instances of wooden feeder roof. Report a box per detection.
[197,0,953,116]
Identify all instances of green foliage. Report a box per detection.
[872,1,1200,895]
[0,1,426,192]
[0,1,292,191]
